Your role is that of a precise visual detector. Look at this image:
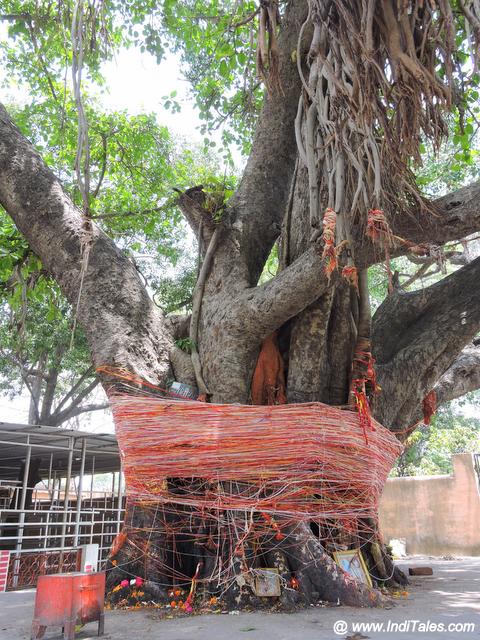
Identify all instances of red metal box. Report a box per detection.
[31,571,105,640]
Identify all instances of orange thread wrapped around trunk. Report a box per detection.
[109,393,402,522]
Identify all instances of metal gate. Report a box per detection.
[6,548,81,591]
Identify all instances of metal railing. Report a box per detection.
[0,487,125,566]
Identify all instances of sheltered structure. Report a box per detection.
[0,422,122,590]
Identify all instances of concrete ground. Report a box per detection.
[1,557,478,640]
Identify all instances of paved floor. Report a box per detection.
[1,557,479,640]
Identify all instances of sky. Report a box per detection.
[98,47,244,167]
[101,49,201,137]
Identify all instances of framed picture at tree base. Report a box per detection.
[333,549,372,588]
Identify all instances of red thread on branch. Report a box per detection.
[102,369,402,590]
[423,390,437,425]
[350,379,374,444]
[109,393,401,519]
[322,208,338,278]
[366,208,394,292]
[352,338,380,395]
[366,209,394,247]
[350,337,381,444]
[342,265,359,291]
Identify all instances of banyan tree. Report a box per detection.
[1,0,480,609]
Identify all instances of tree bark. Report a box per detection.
[373,256,480,430]
[0,104,172,385]
[434,344,480,405]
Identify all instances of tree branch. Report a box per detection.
[0,103,172,385]
[169,346,197,388]
[228,244,330,339]
[345,181,480,270]
[91,132,108,199]
[401,344,480,430]
[228,173,480,346]
[434,344,480,406]
[50,402,109,426]
[51,377,100,423]
[389,180,480,251]
[53,365,96,414]
[40,343,66,423]
[373,256,480,430]
[90,206,162,221]
[0,347,43,423]
[206,0,310,290]
[167,314,191,340]
[176,186,215,240]
[401,261,433,288]
[0,13,31,22]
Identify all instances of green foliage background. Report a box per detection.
[392,392,480,476]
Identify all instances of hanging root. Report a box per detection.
[189,226,222,397]
[256,0,282,93]
[295,0,480,277]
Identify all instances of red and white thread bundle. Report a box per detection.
[111,395,402,523]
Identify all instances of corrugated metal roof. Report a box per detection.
[0,422,120,480]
